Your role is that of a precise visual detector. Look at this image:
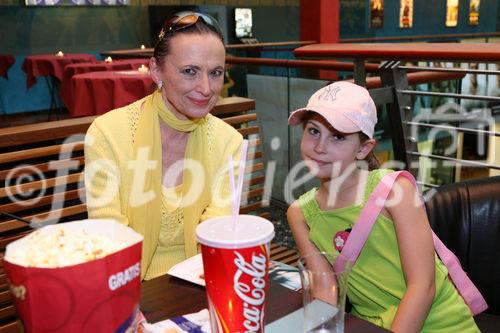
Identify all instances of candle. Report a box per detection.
[138,64,149,73]
[56,51,64,57]
[140,44,146,50]
[105,56,113,63]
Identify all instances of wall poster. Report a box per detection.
[445,0,459,27]
[235,8,253,38]
[25,0,128,5]
[399,0,413,28]
[370,0,384,28]
[469,0,480,25]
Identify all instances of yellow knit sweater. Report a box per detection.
[84,93,243,280]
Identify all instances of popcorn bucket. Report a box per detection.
[3,219,143,333]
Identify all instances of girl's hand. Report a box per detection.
[287,202,340,306]
[287,201,318,256]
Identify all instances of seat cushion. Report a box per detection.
[425,176,500,316]
[474,313,500,333]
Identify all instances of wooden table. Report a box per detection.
[69,70,153,117]
[140,274,388,333]
[294,43,500,62]
[101,48,153,60]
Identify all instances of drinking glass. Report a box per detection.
[298,251,351,333]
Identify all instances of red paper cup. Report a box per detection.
[3,219,143,333]
[196,215,275,333]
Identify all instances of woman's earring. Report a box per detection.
[157,80,163,89]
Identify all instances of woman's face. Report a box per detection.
[153,33,225,120]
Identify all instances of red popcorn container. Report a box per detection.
[196,215,275,333]
[3,219,143,333]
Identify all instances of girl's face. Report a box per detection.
[151,32,225,120]
[300,113,371,180]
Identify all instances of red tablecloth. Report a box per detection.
[0,54,15,79]
[22,53,96,89]
[70,70,154,117]
[60,59,149,109]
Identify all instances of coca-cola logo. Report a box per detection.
[233,251,267,332]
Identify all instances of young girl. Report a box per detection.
[287,81,479,332]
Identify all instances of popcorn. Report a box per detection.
[3,220,143,333]
[5,226,122,268]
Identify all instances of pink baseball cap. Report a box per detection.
[288,81,377,138]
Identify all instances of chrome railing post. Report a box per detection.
[379,61,419,174]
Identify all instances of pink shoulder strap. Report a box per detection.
[334,170,487,315]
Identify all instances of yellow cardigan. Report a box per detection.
[84,94,243,279]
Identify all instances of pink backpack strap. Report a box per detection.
[334,170,488,315]
[334,170,411,273]
[431,234,488,314]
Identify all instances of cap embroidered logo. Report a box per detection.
[318,86,341,102]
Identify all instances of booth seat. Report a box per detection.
[425,175,500,331]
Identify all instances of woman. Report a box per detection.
[84,12,243,280]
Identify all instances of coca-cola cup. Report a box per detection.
[196,215,275,333]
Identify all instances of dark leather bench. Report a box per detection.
[425,175,500,332]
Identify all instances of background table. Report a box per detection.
[59,59,149,109]
[70,70,153,117]
[0,54,15,79]
[140,274,389,333]
[22,53,96,89]
[0,54,15,120]
[21,53,96,118]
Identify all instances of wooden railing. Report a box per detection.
[226,40,315,50]
[341,32,500,43]
[225,56,465,87]
[100,41,316,59]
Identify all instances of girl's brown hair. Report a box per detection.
[358,132,380,171]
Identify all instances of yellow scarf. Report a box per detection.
[128,90,211,279]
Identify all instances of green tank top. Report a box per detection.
[298,169,479,332]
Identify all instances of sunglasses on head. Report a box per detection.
[158,11,223,42]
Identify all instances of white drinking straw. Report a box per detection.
[227,140,248,230]
[228,155,236,213]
